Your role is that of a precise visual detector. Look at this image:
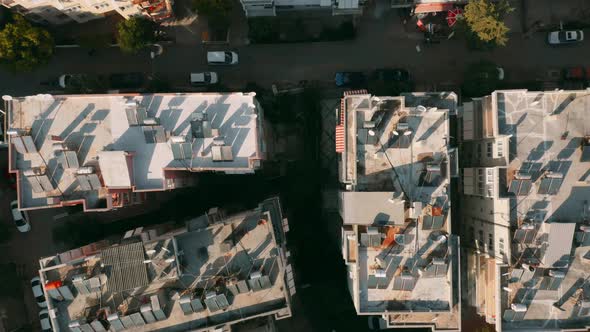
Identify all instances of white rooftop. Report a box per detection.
[490,90,590,330]
[8,93,264,210]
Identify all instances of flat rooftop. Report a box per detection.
[7,93,264,210]
[38,198,292,332]
[338,92,460,331]
[493,90,590,330]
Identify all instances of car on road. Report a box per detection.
[108,72,146,90]
[547,30,584,45]
[190,72,218,86]
[372,68,410,82]
[335,72,367,88]
[11,200,30,232]
[207,51,238,65]
[31,277,47,308]
[39,309,53,332]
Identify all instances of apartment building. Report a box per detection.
[460,89,590,331]
[239,0,363,18]
[336,90,461,331]
[0,0,172,25]
[5,92,266,212]
[390,0,466,12]
[35,197,295,331]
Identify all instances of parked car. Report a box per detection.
[31,277,47,308]
[547,30,584,45]
[58,74,84,89]
[108,72,146,90]
[39,309,53,332]
[372,68,410,82]
[207,51,238,65]
[190,72,218,86]
[335,72,367,88]
[11,200,30,232]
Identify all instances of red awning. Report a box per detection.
[414,3,454,14]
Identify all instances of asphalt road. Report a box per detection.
[1,16,590,97]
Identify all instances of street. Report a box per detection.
[1,9,590,96]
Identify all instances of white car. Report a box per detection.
[11,200,30,232]
[31,277,47,308]
[207,51,238,65]
[547,30,584,45]
[190,72,218,86]
[39,309,53,332]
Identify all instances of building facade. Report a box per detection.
[460,89,590,331]
[5,92,266,212]
[239,0,363,17]
[336,90,461,331]
[0,0,172,25]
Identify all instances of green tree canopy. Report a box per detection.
[116,17,155,54]
[463,0,513,47]
[0,15,53,72]
[193,0,232,18]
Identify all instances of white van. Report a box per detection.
[190,72,218,86]
[207,51,238,65]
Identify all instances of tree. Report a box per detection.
[462,60,500,98]
[0,15,53,72]
[463,0,513,47]
[193,0,232,18]
[116,17,155,54]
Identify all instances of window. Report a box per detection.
[469,226,475,243]
[479,230,484,243]
[486,142,493,158]
[488,233,494,251]
[477,143,482,159]
[497,140,504,157]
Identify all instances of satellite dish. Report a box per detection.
[368,130,375,136]
[392,130,399,136]
[403,130,413,136]
[2,95,12,101]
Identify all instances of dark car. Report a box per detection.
[335,72,367,88]
[372,68,410,82]
[109,72,146,90]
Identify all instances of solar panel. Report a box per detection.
[402,277,416,291]
[513,311,526,321]
[77,175,92,191]
[12,136,26,154]
[248,279,262,292]
[550,277,563,290]
[215,294,230,309]
[88,174,102,190]
[204,297,220,312]
[129,312,145,326]
[140,305,156,324]
[260,275,272,289]
[137,108,148,124]
[360,233,370,247]
[392,276,403,290]
[154,126,166,143]
[435,263,448,277]
[237,280,249,293]
[143,127,156,143]
[191,298,205,312]
[22,136,37,153]
[90,320,106,332]
[26,176,44,193]
[422,216,433,230]
[57,151,68,168]
[508,180,520,194]
[509,269,524,282]
[171,143,184,160]
[432,216,445,229]
[538,178,551,194]
[65,151,79,169]
[523,230,536,244]
[513,229,525,243]
[503,309,515,321]
[126,108,137,125]
[370,234,381,247]
[38,175,54,191]
[120,316,134,329]
[422,265,437,278]
[548,178,563,195]
[518,180,532,196]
